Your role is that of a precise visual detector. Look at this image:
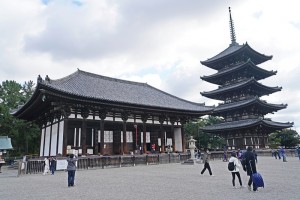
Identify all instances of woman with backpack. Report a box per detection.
[228,151,244,188]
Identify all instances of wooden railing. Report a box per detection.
[21,153,190,175]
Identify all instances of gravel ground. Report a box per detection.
[0,156,299,200]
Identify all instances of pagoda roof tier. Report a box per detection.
[201,118,293,132]
[200,43,272,70]
[201,78,281,100]
[13,70,213,120]
[201,59,277,85]
[212,97,287,115]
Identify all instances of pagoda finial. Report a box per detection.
[229,7,238,46]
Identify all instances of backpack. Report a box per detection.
[228,161,235,171]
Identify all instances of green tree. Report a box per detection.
[0,80,40,156]
[269,129,300,148]
[184,116,225,150]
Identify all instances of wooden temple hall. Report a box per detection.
[12,70,213,156]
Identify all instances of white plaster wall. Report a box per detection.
[44,126,51,156]
[174,128,182,152]
[50,123,58,156]
[58,121,64,155]
[39,129,45,157]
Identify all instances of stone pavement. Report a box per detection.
[0,156,299,200]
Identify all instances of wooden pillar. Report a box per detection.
[159,115,166,153]
[121,112,129,154]
[99,109,107,155]
[93,128,98,155]
[170,117,176,152]
[56,118,61,155]
[81,107,89,155]
[180,118,187,153]
[81,119,87,155]
[62,106,71,156]
[141,114,149,154]
[63,119,69,156]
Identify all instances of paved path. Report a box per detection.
[0,156,299,200]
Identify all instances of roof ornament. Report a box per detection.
[229,7,238,46]
[37,75,43,83]
[45,75,51,83]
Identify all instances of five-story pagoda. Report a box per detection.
[200,8,293,149]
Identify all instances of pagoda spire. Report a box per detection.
[229,7,238,46]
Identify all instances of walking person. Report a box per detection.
[280,147,287,162]
[242,146,257,192]
[67,154,78,187]
[229,152,244,188]
[43,157,50,175]
[200,148,213,176]
[49,157,56,175]
[297,147,300,160]
[253,149,258,163]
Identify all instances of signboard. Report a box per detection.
[56,159,68,170]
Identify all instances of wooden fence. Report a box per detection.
[21,153,190,175]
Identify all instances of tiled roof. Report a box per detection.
[201,59,276,84]
[201,119,293,132]
[202,43,243,64]
[201,78,281,98]
[40,70,213,112]
[214,97,287,112]
[200,43,272,69]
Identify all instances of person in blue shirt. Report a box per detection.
[297,147,300,160]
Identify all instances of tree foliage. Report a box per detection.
[269,129,300,148]
[0,80,40,156]
[184,116,225,150]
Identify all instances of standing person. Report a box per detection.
[43,157,50,175]
[253,150,258,163]
[280,147,287,162]
[200,148,213,176]
[297,147,300,160]
[67,154,78,187]
[229,152,243,188]
[277,149,281,159]
[0,154,5,173]
[242,146,257,192]
[49,157,56,175]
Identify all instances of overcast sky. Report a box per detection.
[1,0,299,132]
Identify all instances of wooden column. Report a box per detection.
[170,117,176,152]
[121,112,129,154]
[62,106,71,156]
[93,128,98,155]
[159,115,166,153]
[180,118,187,153]
[141,114,149,154]
[81,107,90,155]
[99,109,107,155]
[63,119,69,156]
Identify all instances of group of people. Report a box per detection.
[43,154,78,187]
[271,147,287,162]
[200,146,259,191]
[43,156,57,175]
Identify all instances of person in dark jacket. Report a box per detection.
[200,148,213,176]
[242,146,257,191]
[49,157,56,175]
[67,154,78,187]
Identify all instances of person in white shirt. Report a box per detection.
[229,151,244,188]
